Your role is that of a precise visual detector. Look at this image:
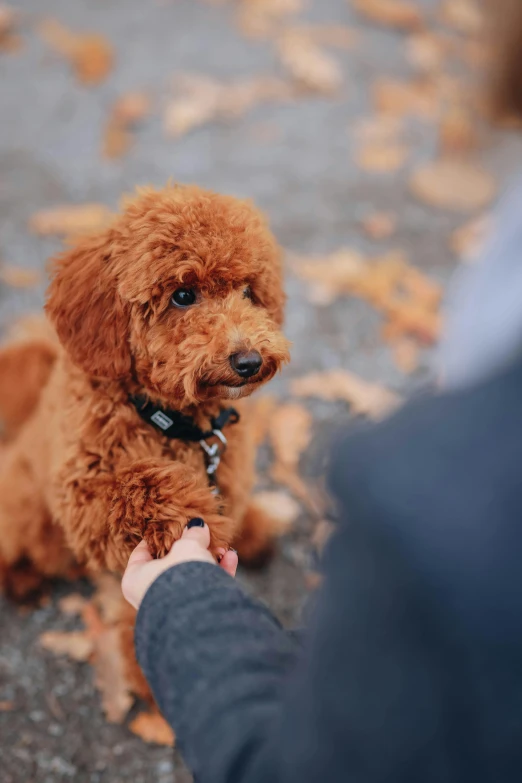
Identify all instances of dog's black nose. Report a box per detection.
[230,350,263,378]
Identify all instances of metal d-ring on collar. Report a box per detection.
[199,429,228,488]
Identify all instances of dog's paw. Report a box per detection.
[143,511,235,560]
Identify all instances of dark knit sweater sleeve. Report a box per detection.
[135,562,298,782]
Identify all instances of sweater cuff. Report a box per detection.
[135,561,282,678]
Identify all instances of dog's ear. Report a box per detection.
[46,232,131,380]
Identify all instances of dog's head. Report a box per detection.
[46,185,289,407]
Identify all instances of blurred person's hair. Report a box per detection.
[488,0,522,119]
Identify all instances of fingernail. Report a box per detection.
[228,548,238,554]
[187,518,205,529]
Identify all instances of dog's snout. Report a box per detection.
[230,350,263,378]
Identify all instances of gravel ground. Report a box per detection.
[1,1,521,781]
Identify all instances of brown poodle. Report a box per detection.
[0,184,289,699]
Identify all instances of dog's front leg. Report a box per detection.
[111,458,237,564]
[56,458,237,573]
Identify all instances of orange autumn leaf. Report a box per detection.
[406,31,448,72]
[112,92,151,124]
[103,119,132,159]
[0,4,21,52]
[277,29,342,94]
[236,0,302,38]
[92,572,125,625]
[440,0,482,34]
[28,203,114,236]
[268,403,312,471]
[39,18,113,85]
[252,490,301,533]
[356,141,409,172]
[0,266,41,288]
[103,92,151,159]
[360,211,397,239]
[410,158,497,212]
[450,214,491,262]
[312,518,335,555]
[392,337,420,374]
[39,630,94,662]
[439,103,478,154]
[92,626,133,723]
[129,712,175,747]
[0,700,14,711]
[164,74,293,138]
[291,23,359,49]
[373,77,439,118]
[292,248,441,344]
[289,248,365,305]
[58,593,87,616]
[247,394,278,446]
[291,369,401,420]
[383,300,441,345]
[351,0,422,31]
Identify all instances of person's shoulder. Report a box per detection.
[329,356,522,541]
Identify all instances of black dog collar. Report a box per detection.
[130,395,239,442]
[129,395,240,492]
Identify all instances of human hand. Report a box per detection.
[121,518,239,610]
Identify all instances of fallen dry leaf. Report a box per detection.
[354,114,404,141]
[312,518,335,555]
[270,462,322,515]
[0,4,21,52]
[39,630,94,662]
[392,337,419,374]
[0,266,41,288]
[0,4,15,36]
[129,712,175,746]
[351,0,422,31]
[92,573,124,625]
[406,31,448,72]
[39,18,113,85]
[113,92,151,124]
[439,103,478,154]
[58,593,87,616]
[289,247,365,305]
[356,141,409,172]
[450,213,491,262]
[409,158,496,212]
[268,403,312,471]
[267,403,322,513]
[41,591,134,725]
[252,490,301,533]
[277,29,342,94]
[248,394,278,446]
[373,77,439,119]
[28,203,114,236]
[0,700,14,711]
[164,74,293,138]
[103,92,151,160]
[292,23,359,49]
[360,211,397,239]
[291,248,442,344]
[103,118,132,159]
[236,0,302,38]
[92,626,133,723]
[291,369,401,420]
[440,0,482,34]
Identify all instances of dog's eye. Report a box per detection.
[171,288,197,308]
[243,286,252,300]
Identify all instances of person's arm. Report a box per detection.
[131,509,470,783]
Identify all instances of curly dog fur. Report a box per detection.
[0,184,289,700]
